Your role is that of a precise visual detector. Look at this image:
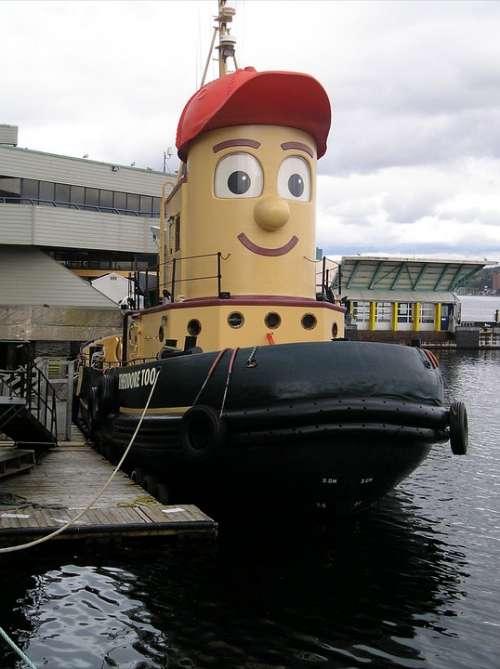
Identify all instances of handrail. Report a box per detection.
[0,196,159,218]
[304,256,339,301]
[0,363,57,442]
[159,251,225,301]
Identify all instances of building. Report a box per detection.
[91,272,130,304]
[493,270,500,292]
[0,124,175,354]
[338,256,493,344]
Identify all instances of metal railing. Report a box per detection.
[0,362,58,441]
[305,256,340,301]
[159,252,225,302]
[0,196,159,218]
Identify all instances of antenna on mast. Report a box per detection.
[200,0,237,87]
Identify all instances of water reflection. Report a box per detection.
[1,495,468,669]
[1,351,499,669]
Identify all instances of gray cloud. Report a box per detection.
[2,1,500,258]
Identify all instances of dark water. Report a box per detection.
[1,351,499,669]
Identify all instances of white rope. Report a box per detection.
[0,624,38,669]
[0,369,160,554]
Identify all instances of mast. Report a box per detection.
[201,0,237,87]
[159,3,238,300]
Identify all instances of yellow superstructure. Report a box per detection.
[89,3,344,365]
[120,122,344,361]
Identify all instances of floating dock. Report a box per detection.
[0,444,216,547]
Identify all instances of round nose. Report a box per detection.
[254,197,290,231]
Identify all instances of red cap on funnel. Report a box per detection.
[176,67,331,161]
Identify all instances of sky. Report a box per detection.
[2,0,500,261]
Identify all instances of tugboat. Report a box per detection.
[75,1,468,516]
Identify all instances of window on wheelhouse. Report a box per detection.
[175,214,181,251]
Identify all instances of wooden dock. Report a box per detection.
[0,445,216,546]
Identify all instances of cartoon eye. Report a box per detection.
[277,156,311,201]
[215,152,263,198]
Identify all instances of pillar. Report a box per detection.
[369,301,377,331]
[391,302,398,331]
[434,303,442,332]
[413,302,421,332]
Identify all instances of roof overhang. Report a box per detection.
[340,256,495,293]
[342,290,459,304]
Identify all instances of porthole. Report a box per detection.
[301,313,317,330]
[158,326,165,342]
[332,322,338,338]
[228,312,244,328]
[187,319,202,336]
[265,312,281,329]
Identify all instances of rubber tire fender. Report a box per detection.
[180,405,226,463]
[449,401,468,455]
[88,386,101,431]
[101,372,119,416]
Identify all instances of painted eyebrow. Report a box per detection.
[212,139,261,153]
[281,141,314,159]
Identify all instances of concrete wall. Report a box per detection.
[0,145,173,196]
[0,203,159,254]
[455,328,480,349]
[352,330,452,346]
[0,304,122,342]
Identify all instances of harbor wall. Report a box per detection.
[346,326,500,349]
[0,304,122,346]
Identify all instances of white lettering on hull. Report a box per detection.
[118,367,160,391]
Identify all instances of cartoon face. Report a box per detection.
[183,124,317,299]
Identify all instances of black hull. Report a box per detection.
[80,341,458,518]
[105,414,434,516]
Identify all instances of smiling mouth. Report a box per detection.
[237,233,299,257]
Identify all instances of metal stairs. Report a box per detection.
[0,363,58,447]
[0,448,36,480]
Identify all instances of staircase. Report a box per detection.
[0,362,58,446]
[0,448,36,480]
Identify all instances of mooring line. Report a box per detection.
[0,368,160,554]
[0,625,37,669]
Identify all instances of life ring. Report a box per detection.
[180,405,226,463]
[449,401,468,455]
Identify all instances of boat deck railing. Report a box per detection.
[158,253,339,304]
[159,252,225,302]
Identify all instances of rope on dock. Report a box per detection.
[0,369,160,554]
[0,625,38,669]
